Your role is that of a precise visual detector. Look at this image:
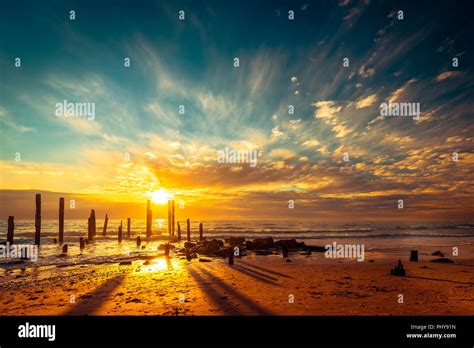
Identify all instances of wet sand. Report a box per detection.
[1,251,473,315]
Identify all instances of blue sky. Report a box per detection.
[0,0,473,220]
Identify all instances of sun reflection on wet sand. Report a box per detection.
[142,257,178,272]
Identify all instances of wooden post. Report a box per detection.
[167,200,171,236]
[171,200,175,236]
[103,214,108,236]
[146,200,152,238]
[136,236,141,247]
[186,219,190,242]
[410,250,418,262]
[164,243,170,258]
[390,260,406,276]
[88,212,92,241]
[62,244,68,253]
[79,237,85,250]
[177,222,181,242]
[7,216,14,245]
[91,210,96,237]
[118,221,123,243]
[34,193,41,245]
[229,248,234,265]
[127,218,131,237]
[199,223,203,241]
[88,210,96,241]
[58,197,64,244]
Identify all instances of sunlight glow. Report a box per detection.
[150,188,172,204]
[143,257,177,272]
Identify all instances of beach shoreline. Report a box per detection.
[1,244,473,316]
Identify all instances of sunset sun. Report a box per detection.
[150,188,171,204]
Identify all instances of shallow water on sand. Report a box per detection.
[0,219,473,268]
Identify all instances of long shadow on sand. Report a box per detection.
[188,268,243,315]
[230,264,281,285]
[238,260,293,278]
[197,266,272,315]
[63,274,126,315]
[406,275,474,285]
[451,263,474,267]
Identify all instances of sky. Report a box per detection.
[0,0,473,221]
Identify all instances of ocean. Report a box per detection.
[1,219,473,269]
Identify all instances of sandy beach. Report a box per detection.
[1,243,473,316]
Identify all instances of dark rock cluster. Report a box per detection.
[176,237,325,258]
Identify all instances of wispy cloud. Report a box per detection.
[355,94,377,109]
[1,0,472,221]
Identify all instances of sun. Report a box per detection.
[150,188,171,204]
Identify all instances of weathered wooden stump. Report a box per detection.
[390,260,406,276]
[103,214,108,236]
[136,236,141,247]
[118,221,123,243]
[7,216,14,245]
[88,210,96,241]
[35,193,41,245]
[59,197,64,244]
[229,248,234,265]
[146,200,152,238]
[177,222,181,242]
[171,200,175,236]
[91,210,96,237]
[79,237,85,250]
[187,219,191,242]
[127,218,131,237]
[62,244,68,253]
[199,223,203,241]
[168,200,172,236]
[410,250,418,262]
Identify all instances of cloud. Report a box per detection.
[367,115,384,126]
[289,119,302,130]
[332,123,353,138]
[302,139,320,147]
[269,149,295,160]
[244,49,286,97]
[388,78,417,103]
[358,65,375,78]
[312,101,342,119]
[2,1,473,221]
[344,8,360,22]
[145,102,182,126]
[355,94,377,109]
[446,136,466,143]
[434,71,463,82]
[0,106,34,133]
[271,126,286,139]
